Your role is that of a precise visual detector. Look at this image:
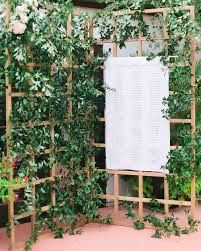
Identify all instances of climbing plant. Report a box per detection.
[98,0,201,23]
[95,0,201,238]
[96,0,201,201]
[123,201,200,238]
[0,0,201,250]
[0,0,108,250]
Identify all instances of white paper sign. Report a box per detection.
[104,57,170,173]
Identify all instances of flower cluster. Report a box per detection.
[12,0,38,35]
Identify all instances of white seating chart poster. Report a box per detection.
[104,57,170,173]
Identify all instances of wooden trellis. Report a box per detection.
[93,6,196,224]
[3,3,196,250]
[4,3,77,250]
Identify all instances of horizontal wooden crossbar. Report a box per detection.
[98,169,167,177]
[98,117,192,124]
[9,88,187,99]
[96,37,166,45]
[93,143,181,151]
[11,119,69,128]
[13,175,63,190]
[20,62,103,69]
[98,194,191,207]
[15,205,51,220]
[113,6,193,16]
[11,92,68,97]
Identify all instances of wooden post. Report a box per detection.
[50,126,56,206]
[112,20,117,57]
[163,10,169,57]
[31,184,36,233]
[67,14,73,117]
[66,14,74,174]
[138,174,143,219]
[5,1,15,250]
[163,10,170,215]
[189,6,196,218]
[138,31,143,57]
[164,177,169,214]
[26,46,37,234]
[88,17,96,167]
[113,172,119,223]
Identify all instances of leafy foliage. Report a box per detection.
[96,0,201,201]
[0,157,22,202]
[97,0,201,240]
[124,202,200,238]
[122,176,154,198]
[1,0,201,249]
[1,1,108,250]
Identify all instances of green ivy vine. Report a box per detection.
[95,0,201,239]
[124,201,200,238]
[0,0,201,250]
[1,1,109,250]
[96,0,201,200]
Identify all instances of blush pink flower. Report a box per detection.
[13,20,27,35]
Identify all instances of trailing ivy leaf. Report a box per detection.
[152,230,164,239]
[133,220,145,230]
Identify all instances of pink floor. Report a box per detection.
[1,206,201,251]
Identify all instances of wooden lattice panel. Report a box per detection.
[92,6,196,225]
[3,3,196,250]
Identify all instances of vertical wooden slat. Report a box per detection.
[163,10,170,215]
[67,14,73,117]
[164,177,169,214]
[189,6,196,218]
[5,3,11,145]
[8,175,15,251]
[88,17,94,65]
[84,16,95,179]
[66,14,74,174]
[88,17,96,168]
[138,31,143,57]
[138,173,143,219]
[163,10,169,40]
[111,18,118,223]
[50,126,56,205]
[112,19,117,57]
[163,10,169,60]
[31,184,36,232]
[5,1,15,250]
[113,172,119,223]
[27,46,37,234]
[49,43,57,207]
